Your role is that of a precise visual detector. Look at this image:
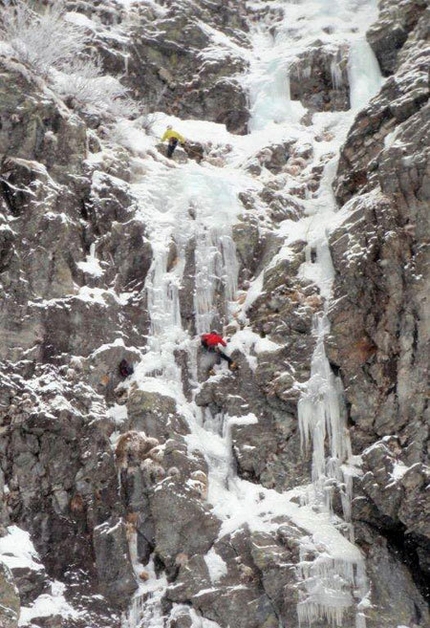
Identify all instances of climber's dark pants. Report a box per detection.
[217,349,233,366]
[167,138,178,158]
[201,341,233,366]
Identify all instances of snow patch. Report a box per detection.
[204,548,228,584]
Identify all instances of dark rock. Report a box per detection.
[151,479,221,574]
[289,42,350,112]
[366,0,428,75]
[93,518,137,608]
[0,562,19,628]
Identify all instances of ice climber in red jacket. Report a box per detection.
[201,331,238,371]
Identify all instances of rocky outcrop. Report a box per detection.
[366,0,428,76]
[0,60,87,183]
[0,562,19,628]
[329,0,430,610]
[0,361,134,619]
[74,0,252,133]
[165,522,302,628]
[289,42,350,112]
[93,519,137,604]
[333,47,429,206]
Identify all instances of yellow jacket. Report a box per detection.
[161,128,186,144]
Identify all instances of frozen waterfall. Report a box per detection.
[120,0,383,626]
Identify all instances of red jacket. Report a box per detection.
[201,333,226,348]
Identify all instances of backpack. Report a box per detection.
[119,359,134,378]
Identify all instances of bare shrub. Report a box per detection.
[1,0,141,119]
[54,56,140,118]
[0,0,88,78]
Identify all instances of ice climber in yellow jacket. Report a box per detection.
[161,125,186,158]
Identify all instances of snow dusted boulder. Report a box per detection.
[93,518,137,607]
[151,478,221,577]
[247,254,321,343]
[189,586,276,628]
[166,553,211,604]
[125,388,189,440]
[0,526,48,605]
[258,187,303,223]
[191,77,249,135]
[0,562,19,628]
[162,438,208,483]
[166,604,194,628]
[261,144,289,172]
[166,524,304,628]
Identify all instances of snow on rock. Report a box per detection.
[0,527,44,574]
[18,581,82,627]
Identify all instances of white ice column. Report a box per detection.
[145,243,184,347]
[194,226,238,334]
[297,314,369,627]
[298,313,351,511]
[348,38,383,110]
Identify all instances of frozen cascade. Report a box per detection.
[120,0,382,625]
[121,555,169,628]
[348,38,383,110]
[297,549,369,628]
[297,314,369,627]
[122,163,241,628]
[194,226,238,335]
[134,164,240,381]
[298,314,351,504]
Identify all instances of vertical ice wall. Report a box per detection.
[348,38,383,111]
[298,314,351,507]
[133,163,240,382]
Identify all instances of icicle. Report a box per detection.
[297,312,369,626]
[194,226,238,334]
[297,543,369,628]
[330,59,343,91]
[298,312,351,512]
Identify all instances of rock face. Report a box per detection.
[0,0,429,627]
[0,563,20,628]
[366,0,428,76]
[329,0,430,614]
[289,42,350,112]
